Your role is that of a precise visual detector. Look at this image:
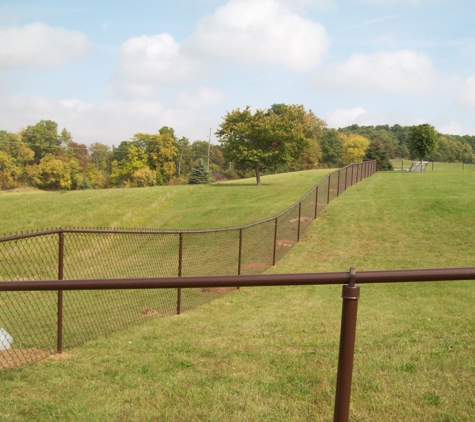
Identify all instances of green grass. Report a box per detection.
[1,164,475,421]
[0,169,332,234]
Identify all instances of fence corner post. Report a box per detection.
[333,267,360,422]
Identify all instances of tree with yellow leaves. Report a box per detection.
[340,134,370,165]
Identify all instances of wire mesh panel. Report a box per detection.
[274,206,299,263]
[179,230,241,313]
[62,288,177,349]
[64,231,180,279]
[316,176,329,216]
[181,230,240,277]
[0,290,57,369]
[0,233,59,281]
[299,192,316,235]
[240,220,275,274]
[328,172,340,202]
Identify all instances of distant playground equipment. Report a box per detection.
[409,161,429,172]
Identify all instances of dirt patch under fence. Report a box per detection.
[200,287,237,294]
[0,348,52,369]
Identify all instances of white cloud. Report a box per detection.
[59,99,94,113]
[326,107,368,128]
[184,0,329,72]
[359,0,425,4]
[0,22,92,69]
[112,33,208,98]
[455,76,475,109]
[0,94,222,146]
[312,50,449,95]
[174,87,225,109]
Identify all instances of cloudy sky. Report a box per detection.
[0,0,474,146]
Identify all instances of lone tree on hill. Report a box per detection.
[188,159,210,184]
[409,124,438,170]
[215,104,310,185]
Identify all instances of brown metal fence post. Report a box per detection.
[344,167,348,192]
[57,231,64,354]
[327,173,332,204]
[272,218,278,266]
[333,267,360,422]
[238,228,243,276]
[314,186,319,219]
[351,165,354,186]
[177,233,183,314]
[297,202,302,242]
[336,170,341,197]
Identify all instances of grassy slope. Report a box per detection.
[0,170,332,234]
[1,166,474,421]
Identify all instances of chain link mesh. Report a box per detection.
[0,162,375,369]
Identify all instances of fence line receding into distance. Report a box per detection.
[0,161,376,369]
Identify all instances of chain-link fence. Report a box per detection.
[0,161,376,369]
[391,160,475,172]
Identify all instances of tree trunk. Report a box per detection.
[255,162,261,185]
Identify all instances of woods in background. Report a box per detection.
[1,108,474,190]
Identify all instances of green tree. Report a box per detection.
[21,120,62,163]
[120,144,149,183]
[89,142,112,172]
[0,151,22,190]
[409,124,438,165]
[30,154,72,190]
[188,159,210,184]
[364,142,393,171]
[216,104,310,185]
[320,129,343,167]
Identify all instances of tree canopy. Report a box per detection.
[409,123,438,161]
[215,104,311,185]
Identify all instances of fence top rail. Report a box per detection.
[0,162,375,243]
[1,266,474,291]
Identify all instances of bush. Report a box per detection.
[79,177,92,190]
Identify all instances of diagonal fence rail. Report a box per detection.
[1,267,474,422]
[0,161,376,370]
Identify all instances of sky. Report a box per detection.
[0,0,474,147]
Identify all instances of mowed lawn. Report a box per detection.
[0,169,332,234]
[1,165,474,421]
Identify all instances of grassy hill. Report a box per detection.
[1,164,474,421]
[0,169,332,234]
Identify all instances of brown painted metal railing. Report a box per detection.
[1,267,475,421]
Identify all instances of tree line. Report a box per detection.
[1,105,473,190]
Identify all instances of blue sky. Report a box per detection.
[0,0,474,146]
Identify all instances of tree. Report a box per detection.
[320,129,343,167]
[216,104,310,185]
[21,120,62,163]
[364,142,393,171]
[30,154,72,190]
[89,142,112,172]
[139,132,178,181]
[188,159,210,184]
[0,151,21,190]
[409,124,438,166]
[340,134,370,165]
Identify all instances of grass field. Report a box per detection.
[1,164,474,421]
[0,169,333,234]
